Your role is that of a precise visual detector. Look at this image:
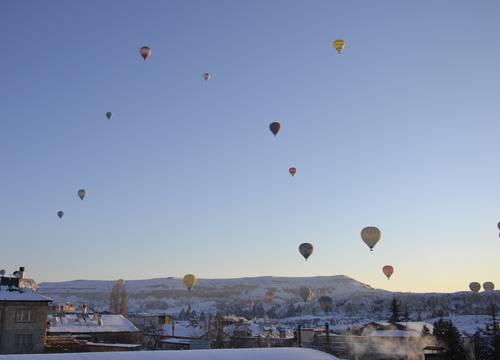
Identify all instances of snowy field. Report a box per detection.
[0,348,343,360]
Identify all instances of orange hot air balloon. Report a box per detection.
[140,46,151,60]
[289,167,296,177]
[382,265,394,279]
[264,290,275,304]
[269,122,281,136]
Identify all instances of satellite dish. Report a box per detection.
[0,269,5,276]
[13,271,20,278]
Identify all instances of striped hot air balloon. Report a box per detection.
[299,243,313,260]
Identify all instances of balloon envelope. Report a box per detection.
[289,167,296,176]
[203,73,211,81]
[299,243,313,260]
[382,265,394,279]
[77,189,86,200]
[483,282,495,292]
[299,286,313,302]
[333,39,345,54]
[469,282,481,293]
[57,211,64,219]
[361,226,381,251]
[140,46,151,60]
[106,112,112,120]
[265,290,275,304]
[183,274,197,291]
[318,296,333,313]
[269,122,281,136]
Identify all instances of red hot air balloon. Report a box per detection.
[269,122,281,136]
[289,167,297,176]
[382,265,394,279]
[140,46,151,60]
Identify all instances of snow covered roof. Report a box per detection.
[86,342,142,348]
[0,348,342,360]
[224,322,263,337]
[0,290,51,302]
[47,314,139,334]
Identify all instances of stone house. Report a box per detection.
[0,267,52,354]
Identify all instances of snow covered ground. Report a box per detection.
[0,348,343,360]
[426,315,492,336]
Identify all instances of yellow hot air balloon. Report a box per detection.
[361,226,381,251]
[183,274,197,291]
[333,39,345,54]
[299,286,313,302]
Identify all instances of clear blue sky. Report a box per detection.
[1,0,499,292]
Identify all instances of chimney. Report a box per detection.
[19,267,25,280]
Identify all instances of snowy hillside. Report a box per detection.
[39,275,498,321]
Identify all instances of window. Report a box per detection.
[15,334,33,349]
[15,309,35,322]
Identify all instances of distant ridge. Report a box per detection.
[39,275,498,321]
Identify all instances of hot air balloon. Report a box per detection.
[333,39,345,54]
[299,286,313,302]
[469,282,481,293]
[140,46,151,60]
[299,243,313,260]
[203,73,211,81]
[497,222,500,236]
[483,282,495,292]
[289,167,296,177]
[57,211,64,219]
[77,189,86,200]
[318,296,333,313]
[183,274,197,291]
[269,122,281,137]
[382,265,394,280]
[245,300,255,309]
[106,112,112,120]
[361,226,381,251]
[265,290,275,304]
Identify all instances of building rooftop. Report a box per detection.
[0,290,52,302]
[0,348,343,360]
[48,313,139,334]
